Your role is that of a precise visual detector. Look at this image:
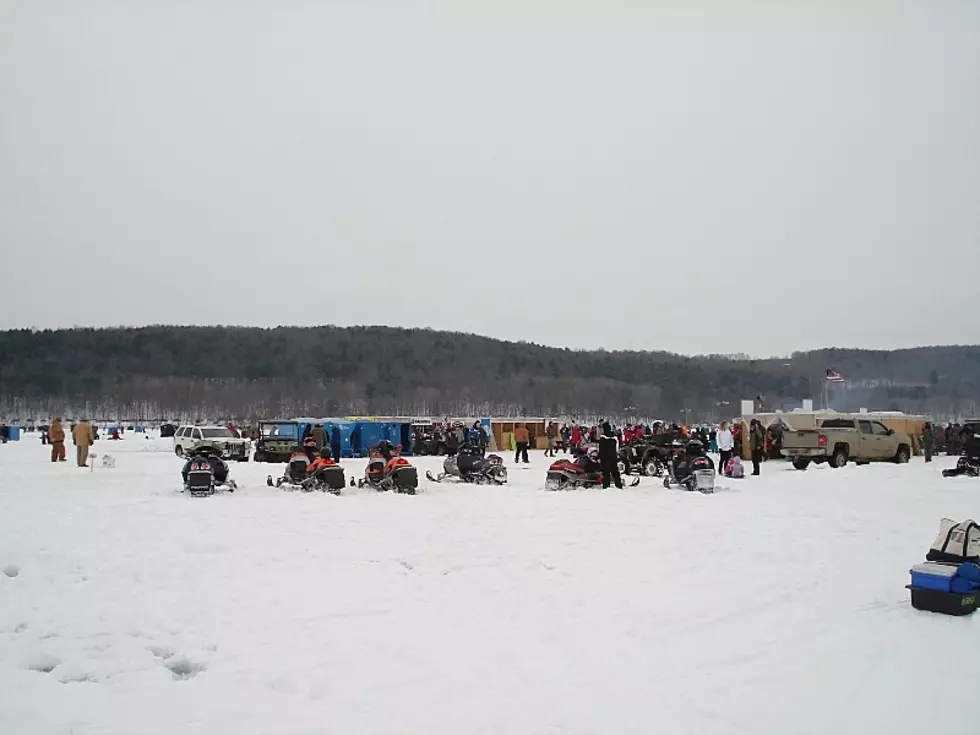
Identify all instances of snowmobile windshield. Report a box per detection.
[201,428,235,438]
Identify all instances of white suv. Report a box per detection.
[173,425,250,461]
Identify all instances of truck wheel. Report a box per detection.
[830,449,848,468]
[792,459,810,471]
[174,446,183,457]
[253,451,265,463]
[894,446,910,464]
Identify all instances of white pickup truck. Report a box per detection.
[782,417,912,470]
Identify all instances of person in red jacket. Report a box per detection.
[571,423,582,447]
[308,448,337,474]
[623,425,634,445]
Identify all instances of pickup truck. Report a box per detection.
[782,417,912,470]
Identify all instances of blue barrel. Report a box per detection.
[8,425,21,441]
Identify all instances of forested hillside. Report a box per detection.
[0,326,977,421]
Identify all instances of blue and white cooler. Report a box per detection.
[908,562,979,616]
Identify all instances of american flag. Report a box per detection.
[826,369,845,383]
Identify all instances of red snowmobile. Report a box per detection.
[358,443,418,494]
[546,448,639,490]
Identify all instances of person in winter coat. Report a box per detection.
[545,423,555,457]
[749,419,765,476]
[49,417,67,462]
[514,423,530,463]
[330,425,342,461]
[310,424,327,450]
[598,422,623,489]
[716,421,734,473]
[922,423,935,463]
[72,419,95,467]
[570,424,582,447]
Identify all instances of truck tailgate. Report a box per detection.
[782,430,824,450]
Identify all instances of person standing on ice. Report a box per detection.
[311,423,327,451]
[598,422,623,489]
[716,421,734,472]
[49,416,67,462]
[571,423,582,448]
[330,425,342,462]
[922,423,935,463]
[749,419,765,476]
[72,418,94,467]
[514,423,530,464]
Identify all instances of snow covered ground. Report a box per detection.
[1,434,977,735]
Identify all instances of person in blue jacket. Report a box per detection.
[330,425,342,461]
[467,421,488,451]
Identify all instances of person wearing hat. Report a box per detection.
[49,416,67,462]
[72,418,95,467]
[598,421,623,489]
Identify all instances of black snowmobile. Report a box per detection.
[662,440,716,493]
[426,444,508,485]
[267,447,345,494]
[943,456,980,478]
[943,433,980,478]
[181,445,237,497]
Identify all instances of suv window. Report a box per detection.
[177,427,188,437]
[191,428,203,440]
[858,420,873,434]
[872,422,890,436]
[201,428,234,439]
[821,419,856,428]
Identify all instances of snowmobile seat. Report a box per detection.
[389,465,418,490]
[457,453,477,475]
[313,464,346,491]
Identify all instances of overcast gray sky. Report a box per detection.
[1,1,977,356]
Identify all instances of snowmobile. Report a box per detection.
[546,449,641,491]
[943,456,980,478]
[662,440,716,493]
[358,457,419,493]
[181,446,237,497]
[358,444,419,494]
[426,444,508,485]
[267,447,345,494]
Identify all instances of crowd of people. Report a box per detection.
[542,419,768,475]
[920,422,978,463]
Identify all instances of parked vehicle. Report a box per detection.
[782,417,911,470]
[253,421,305,463]
[173,425,250,461]
[618,440,671,477]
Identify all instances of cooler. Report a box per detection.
[909,562,958,592]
